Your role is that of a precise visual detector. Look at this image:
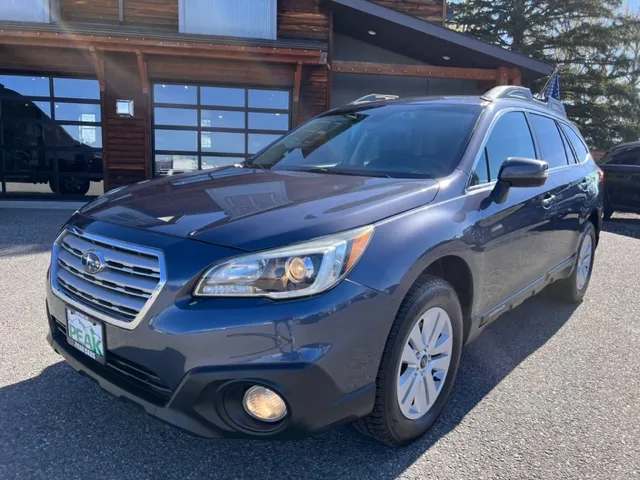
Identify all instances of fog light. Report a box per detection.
[242,386,287,423]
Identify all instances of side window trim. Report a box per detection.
[557,122,578,164]
[558,121,590,164]
[527,112,570,168]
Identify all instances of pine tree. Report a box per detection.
[451,0,640,149]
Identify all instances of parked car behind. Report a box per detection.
[46,86,603,446]
[597,142,640,220]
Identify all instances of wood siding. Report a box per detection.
[0,46,94,75]
[123,0,178,28]
[278,0,329,41]
[146,58,295,87]
[298,65,328,124]
[102,53,149,188]
[59,0,120,23]
[371,0,445,23]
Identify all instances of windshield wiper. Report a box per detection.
[288,166,392,178]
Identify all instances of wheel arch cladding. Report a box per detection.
[421,255,474,343]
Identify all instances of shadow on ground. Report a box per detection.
[0,295,577,480]
[0,209,71,257]
[602,215,640,240]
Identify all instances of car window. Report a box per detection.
[529,114,569,168]
[247,103,483,179]
[600,147,640,166]
[560,124,590,163]
[470,148,489,186]
[484,111,536,180]
[558,124,577,163]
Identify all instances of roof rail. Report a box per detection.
[481,86,534,101]
[481,85,567,117]
[349,94,399,105]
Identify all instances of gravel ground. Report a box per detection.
[0,209,638,480]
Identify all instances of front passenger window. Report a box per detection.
[484,112,536,180]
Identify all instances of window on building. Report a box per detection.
[529,114,569,168]
[0,74,102,196]
[152,83,290,175]
[179,0,277,39]
[484,112,536,180]
[0,0,51,23]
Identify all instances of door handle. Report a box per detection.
[542,194,556,209]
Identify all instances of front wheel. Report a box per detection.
[353,276,463,446]
[549,222,596,303]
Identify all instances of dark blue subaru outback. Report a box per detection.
[46,86,603,445]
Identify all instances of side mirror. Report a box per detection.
[492,158,549,204]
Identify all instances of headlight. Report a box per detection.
[194,226,374,299]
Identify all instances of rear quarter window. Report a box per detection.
[560,124,590,163]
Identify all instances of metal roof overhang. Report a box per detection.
[331,0,553,81]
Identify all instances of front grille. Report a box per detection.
[52,317,172,404]
[53,230,162,324]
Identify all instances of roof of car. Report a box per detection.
[330,93,568,121]
[606,141,640,152]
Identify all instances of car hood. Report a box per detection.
[82,167,439,251]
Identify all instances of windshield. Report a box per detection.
[246,103,482,178]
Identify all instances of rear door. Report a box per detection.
[598,146,640,213]
[466,111,556,316]
[528,114,588,269]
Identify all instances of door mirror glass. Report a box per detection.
[498,157,549,187]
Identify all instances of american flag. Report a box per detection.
[538,70,561,101]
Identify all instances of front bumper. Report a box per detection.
[45,219,394,438]
[47,310,375,438]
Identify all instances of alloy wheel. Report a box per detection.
[396,307,453,420]
[576,235,593,291]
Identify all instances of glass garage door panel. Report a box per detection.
[0,74,103,197]
[152,83,290,175]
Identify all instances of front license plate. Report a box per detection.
[66,309,105,364]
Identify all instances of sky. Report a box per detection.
[450,0,639,11]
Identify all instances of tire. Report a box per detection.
[353,276,464,446]
[58,178,90,196]
[549,222,596,304]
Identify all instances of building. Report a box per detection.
[0,0,552,198]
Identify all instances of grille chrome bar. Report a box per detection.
[50,228,166,330]
[61,232,161,276]
[57,248,156,297]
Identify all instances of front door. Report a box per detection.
[467,111,557,316]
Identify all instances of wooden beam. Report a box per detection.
[442,0,447,25]
[509,67,522,86]
[135,51,149,95]
[135,51,151,179]
[88,47,105,91]
[292,61,303,126]
[0,29,324,64]
[332,61,498,81]
[496,66,509,85]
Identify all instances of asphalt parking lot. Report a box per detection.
[0,208,638,480]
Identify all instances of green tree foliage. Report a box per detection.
[451,0,640,149]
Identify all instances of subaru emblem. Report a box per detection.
[81,250,106,274]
